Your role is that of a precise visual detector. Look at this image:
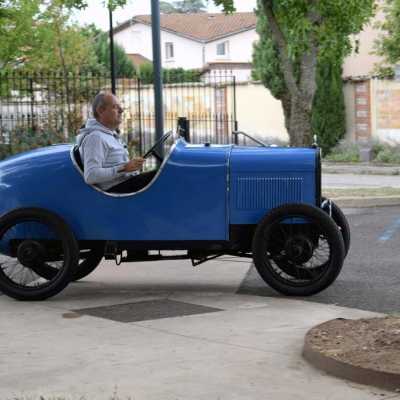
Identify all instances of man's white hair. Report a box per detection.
[92,91,113,118]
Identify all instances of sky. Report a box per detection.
[73,0,257,31]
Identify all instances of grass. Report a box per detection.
[323,187,400,198]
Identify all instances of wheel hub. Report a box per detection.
[284,235,314,264]
[17,240,45,268]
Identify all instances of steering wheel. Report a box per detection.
[142,131,173,162]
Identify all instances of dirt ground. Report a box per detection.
[306,317,400,374]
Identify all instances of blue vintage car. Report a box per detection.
[0,132,350,300]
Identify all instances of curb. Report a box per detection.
[331,196,400,208]
[303,321,400,391]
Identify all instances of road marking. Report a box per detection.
[379,218,400,242]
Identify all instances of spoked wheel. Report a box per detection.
[321,197,351,257]
[252,203,345,296]
[0,208,79,301]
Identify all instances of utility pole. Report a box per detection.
[108,6,116,95]
[150,0,164,160]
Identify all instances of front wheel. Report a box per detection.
[252,203,345,296]
[321,197,350,257]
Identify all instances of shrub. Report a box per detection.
[324,141,360,162]
[374,144,400,164]
[137,63,201,84]
[371,141,386,159]
[0,127,67,160]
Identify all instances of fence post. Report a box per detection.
[232,75,239,145]
[177,117,190,142]
[29,76,35,132]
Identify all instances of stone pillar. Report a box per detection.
[354,80,372,142]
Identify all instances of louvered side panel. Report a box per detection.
[236,177,304,210]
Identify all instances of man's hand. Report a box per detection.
[120,157,145,173]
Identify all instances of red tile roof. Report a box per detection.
[115,12,256,43]
[127,53,151,66]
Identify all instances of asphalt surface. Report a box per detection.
[238,206,400,314]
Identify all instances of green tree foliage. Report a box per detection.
[0,0,42,70]
[159,0,206,14]
[0,0,98,72]
[85,25,136,77]
[250,0,374,146]
[0,2,134,77]
[160,1,179,13]
[374,0,400,77]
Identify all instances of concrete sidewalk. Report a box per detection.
[0,259,396,400]
[321,164,400,207]
[322,162,400,176]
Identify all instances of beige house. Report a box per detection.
[342,2,400,144]
[342,6,385,79]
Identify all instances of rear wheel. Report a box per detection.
[252,203,345,296]
[25,245,104,282]
[0,208,79,301]
[73,246,104,281]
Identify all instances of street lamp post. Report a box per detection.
[150,0,164,160]
[108,6,116,95]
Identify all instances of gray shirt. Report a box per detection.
[76,119,137,191]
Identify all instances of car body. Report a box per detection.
[0,138,320,242]
[0,137,348,300]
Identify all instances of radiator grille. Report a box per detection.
[235,177,304,209]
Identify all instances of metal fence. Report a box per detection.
[0,70,241,159]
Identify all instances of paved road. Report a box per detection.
[322,173,400,188]
[239,206,400,314]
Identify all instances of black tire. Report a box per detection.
[73,246,104,282]
[0,208,79,301]
[252,203,345,296]
[321,197,350,257]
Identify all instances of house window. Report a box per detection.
[216,41,229,56]
[165,42,174,60]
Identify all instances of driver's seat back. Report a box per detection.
[73,145,84,172]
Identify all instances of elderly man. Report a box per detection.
[76,91,156,193]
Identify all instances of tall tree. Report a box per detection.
[311,62,346,155]
[247,0,374,146]
[252,3,346,151]
[85,25,136,77]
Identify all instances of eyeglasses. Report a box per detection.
[111,104,124,112]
